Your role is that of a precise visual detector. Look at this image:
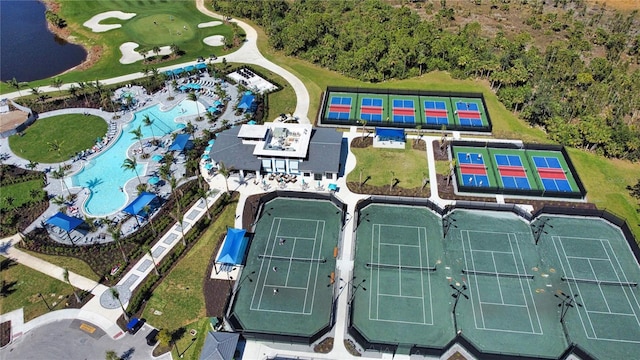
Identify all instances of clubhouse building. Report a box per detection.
[206,123,343,181]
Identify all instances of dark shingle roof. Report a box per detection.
[208,127,261,171]
[299,128,342,173]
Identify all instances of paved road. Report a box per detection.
[3,319,167,360]
[0,1,311,123]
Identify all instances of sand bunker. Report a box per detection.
[203,35,225,47]
[83,11,136,33]
[197,21,222,28]
[119,42,173,64]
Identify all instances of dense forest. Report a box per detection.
[213,0,640,161]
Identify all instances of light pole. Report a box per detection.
[450,283,468,334]
[532,217,553,245]
[555,291,582,344]
[443,215,457,238]
[342,212,352,231]
[38,293,52,311]
[348,278,367,305]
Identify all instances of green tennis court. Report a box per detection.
[352,204,453,347]
[351,204,640,358]
[228,198,341,340]
[533,215,640,358]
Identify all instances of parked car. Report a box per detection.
[146,329,159,346]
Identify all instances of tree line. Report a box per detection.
[213,0,640,161]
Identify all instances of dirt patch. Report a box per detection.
[448,352,469,360]
[347,182,430,198]
[586,0,640,11]
[344,339,361,356]
[0,321,11,347]
[350,136,373,148]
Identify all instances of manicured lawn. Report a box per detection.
[0,256,77,321]
[8,114,107,163]
[169,318,211,360]
[347,142,428,189]
[19,249,100,282]
[0,0,242,92]
[142,205,235,331]
[567,149,640,240]
[0,180,44,210]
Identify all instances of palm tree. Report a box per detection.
[110,287,129,321]
[51,166,72,197]
[130,126,146,156]
[47,139,64,157]
[217,161,232,195]
[170,43,180,56]
[63,268,81,302]
[186,92,200,122]
[77,81,90,106]
[68,84,78,100]
[142,115,156,142]
[170,208,187,247]
[142,204,156,236]
[105,350,120,360]
[143,245,160,276]
[26,160,38,170]
[196,180,215,219]
[121,157,142,185]
[51,77,63,93]
[152,46,161,59]
[6,77,25,96]
[107,223,127,263]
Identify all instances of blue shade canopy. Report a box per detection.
[202,154,210,160]
[169,133,191,151]
[122,192,157,216]
[148,176,160,185]
[172,68,184,75]
[237,93,255,110]
[204,163,214,170]
[247,120,257,125]
[45,212,83,231]
[216,228,248,265]
[184,65,196,72]
[179,85,188,91]
[164,71,173,77]
[196,63,207,70]
[208,139,215,145]
[152,154,164,162]
[213,100,223,107]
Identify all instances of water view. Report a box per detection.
[0,0,87,82]
[70,100,201,216]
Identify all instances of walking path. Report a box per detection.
[0,0,311,123]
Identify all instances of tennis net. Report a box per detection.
[463,269,534,279]
[258,254,327,263]
[366,263,436,272]
[561,277,637,287]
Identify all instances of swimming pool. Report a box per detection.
[70,100,202,216]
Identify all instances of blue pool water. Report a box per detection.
[70,100,201,216]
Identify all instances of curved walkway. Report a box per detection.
[0,1,311,123]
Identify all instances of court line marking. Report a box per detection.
[250,217,325,315]
[462,230,542,334]
[601,238,640,326]
[511,232,543,334]
[479,302,528,308]
[553,235,640,343]
[368,223,432,325]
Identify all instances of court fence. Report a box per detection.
[531,206,640,265]
[349,312,597,360]
[317,86,492,133]
[226,191,345,344]
[451,141,586,199]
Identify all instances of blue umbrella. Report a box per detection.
[148,176,160,185]
[205,146,212,152]
[202,154,210,160]
[204,163,214,170]
[176,123,186,129]
[248,120,257,125]
[151,154,164,162]
[208,139,215,145]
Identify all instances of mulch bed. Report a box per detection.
[203,235,234,318]
[314,337,333,353]
[0,321,11,347]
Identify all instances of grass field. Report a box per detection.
[0,180,44,210]
[8,114,107,163]
[19,249,100,282]
[141,205,235,356]
[0,256,77,321]
[347,142,427,189]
